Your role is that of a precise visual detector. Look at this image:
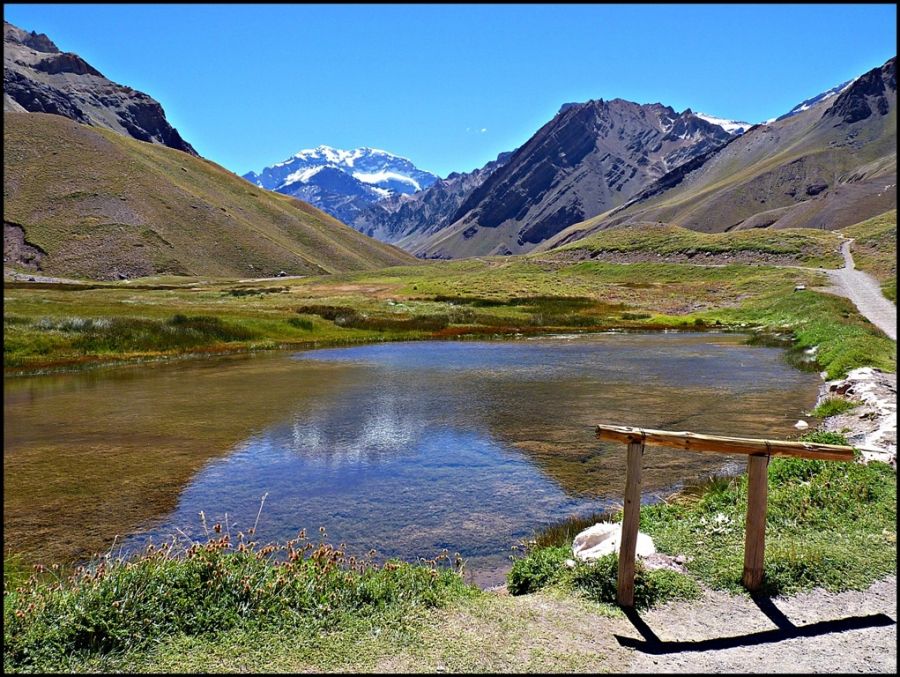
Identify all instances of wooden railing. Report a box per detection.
[595,424,857,607]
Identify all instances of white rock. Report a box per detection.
[572,522,655,562]
[794,419,809,430]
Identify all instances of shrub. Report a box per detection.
[287,316,314,331]
[506,546,569,595]
[570,554,700,609]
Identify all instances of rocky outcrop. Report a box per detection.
[824,57,896,125]
[351,152,513,245]
[413,99,733,258]
[817,367,897,467]
[572,522,656,561]
[3,221,46,271]
[3,21,197,155]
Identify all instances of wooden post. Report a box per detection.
[742,454,770,591]
[617,439,644,607]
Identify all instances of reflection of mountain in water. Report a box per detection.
[287,376,425,466]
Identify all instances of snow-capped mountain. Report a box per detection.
[770,78,856,123]
[243,145,439,224]
[694,112,752,135]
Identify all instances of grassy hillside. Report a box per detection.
[541,65,896,249]
[3,113,413,280]
[844,209,897,302]
[551,223,844,267]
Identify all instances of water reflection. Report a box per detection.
[5,333,821,586]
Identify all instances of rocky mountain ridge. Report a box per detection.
[541,56,896,248]
[3,20,196,155]
[350,152,514,246]
[409,99,734,258]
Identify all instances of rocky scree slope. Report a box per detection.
[411,100,734,259]
[3,21,196,155]
[544,57,897,249]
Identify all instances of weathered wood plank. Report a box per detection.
[617,439,644,608]
[742,454,769,591]
[596,424,854,461]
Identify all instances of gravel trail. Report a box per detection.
[825,238,896,340]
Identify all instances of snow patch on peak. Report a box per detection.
[694,112,752,135]
[352,171,421,191]
[775,78,857,122]
[282,165,329,185]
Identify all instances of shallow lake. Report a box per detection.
[4,332,821,586]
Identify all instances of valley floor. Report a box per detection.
[4,217,896,673]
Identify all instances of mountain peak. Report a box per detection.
[4,21,60,53]
[244,145,440,224]
[4,21,197,155]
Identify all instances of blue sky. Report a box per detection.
[5,3,897,178]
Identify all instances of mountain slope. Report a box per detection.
[3,113,414,280]
[243,146,439,224]
[4,21,196,155]
[542,57,896,249]
[411,99,733,258]
[773,78,854,122]
[350,152,513,247]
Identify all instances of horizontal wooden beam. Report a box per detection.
[595,424,855,461]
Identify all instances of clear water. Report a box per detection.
[3,333,821,586]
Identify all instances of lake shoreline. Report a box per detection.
[2,323,775,378]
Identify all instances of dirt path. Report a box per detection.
[368,577,896,673]
[824,237,897,340]
[616,577,897,673]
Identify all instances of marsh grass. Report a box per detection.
[811,397,859,418]
[70,314,259,352]
[3,527,472,673]
[226,287,288,297]
[5,243,895,378]
[529,511,618,550]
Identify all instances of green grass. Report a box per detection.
[811,397,858,418]
[5,261,893,380]
[507,431,895,603]
[5,220,895,379]
[3,534,474,673]
[708,288,896,379]
[556,223,844,267]
[641,431,894,597]
[507,546,701,610]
